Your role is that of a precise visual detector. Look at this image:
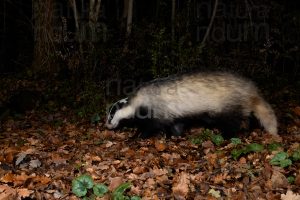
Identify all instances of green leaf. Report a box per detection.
[270,152,292,168]
[72,174,94,197]
[72,175,93,197]
[112,183,132,199]
[292,150,300,161]
[230,138,242,145]
[279,159,292,168]
[91,113,101,124]
[231,149,244,160]
[72,179,88,197]
[245,143,264,153]
[130,196,142,200]
[211,134,224,146]
[270,152,288,165]
[267,143,281,151]
[93,184,108,197]
[287,176,295,183]
[190,137,203,145]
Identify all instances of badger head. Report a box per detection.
[106,98,130,129]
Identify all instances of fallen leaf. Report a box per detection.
[295,173,300,186]
[155,140,167,151]
[294,107,300,117]
[208,188,221,198]
[206,153,218,168]
[17,188,34,198]
[1,173,15,183]
[133,166,147,174]
[172,172,190,199]
[281,190,300,200]
[29,159,41,168]
[0,185,17,200]
[144,178,156,189]
[213,173,226,184]
[51,154,67,166]
[271,170,289,189]
[15,152,27,166]
[108,177,123,191]
[152,168,168,176]
[105,141,114,148]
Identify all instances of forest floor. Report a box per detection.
[0,78,300,200]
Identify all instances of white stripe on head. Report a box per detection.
[106,105,135,129]
[108,97,129,116]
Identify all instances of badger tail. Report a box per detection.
[251,96,278,135]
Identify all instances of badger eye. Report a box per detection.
[107,97,129,123]
[107,108,116,122]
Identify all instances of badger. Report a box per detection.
[106,72,278,138]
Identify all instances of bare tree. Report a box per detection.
[201,0,219,45]
[171,0,175,41]
[69,0,79,31]
[126,0,133,37]
[89,0,102,41]
[32,0,56,73]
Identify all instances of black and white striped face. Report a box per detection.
[106,98,129,129]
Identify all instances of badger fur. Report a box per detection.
[106,72,278,137]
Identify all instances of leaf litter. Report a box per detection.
[0,83,300,199]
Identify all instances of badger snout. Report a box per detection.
[105,120,118,129]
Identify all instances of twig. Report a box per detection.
[201,0,219,46]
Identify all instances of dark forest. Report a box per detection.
[0,0,300,199]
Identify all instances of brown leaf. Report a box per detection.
[152,168,168,176]
[213,173,226,185]
[1,173,15,183]
[17,188,34,198]
[35,176,51,185]
[105,141,114,148]
[155,140,167,151]
[130,185,142,196]
[124,148,136,158]
[294,106,300,117]
[108,177,123,191]
[202,140,214,149]
[156,174,170,185]
[51,153,67,166]
[206,153,218,168]
[172,172,190,199]
[239,157,247,164]
[144,178,156,189]
[133,166,147,174]
[281,190,300,200]
[270,170,289,189]
[0,185,17,200]
[295,173,300,186]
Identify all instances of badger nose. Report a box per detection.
[105,121,115,129]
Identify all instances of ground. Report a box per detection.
[0,79,300,199]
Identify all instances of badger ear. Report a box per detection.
[119,97,129,104]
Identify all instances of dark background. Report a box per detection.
[0,0,299,116]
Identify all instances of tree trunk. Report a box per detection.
[126,0,133,37]
[70,0,79,31]
[201,0,219,46]
[32,0,55,73]
[171,0,175,41]
[89,0,102,42]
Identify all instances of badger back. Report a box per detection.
[132,72,260,120]
[105,72,278,135]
